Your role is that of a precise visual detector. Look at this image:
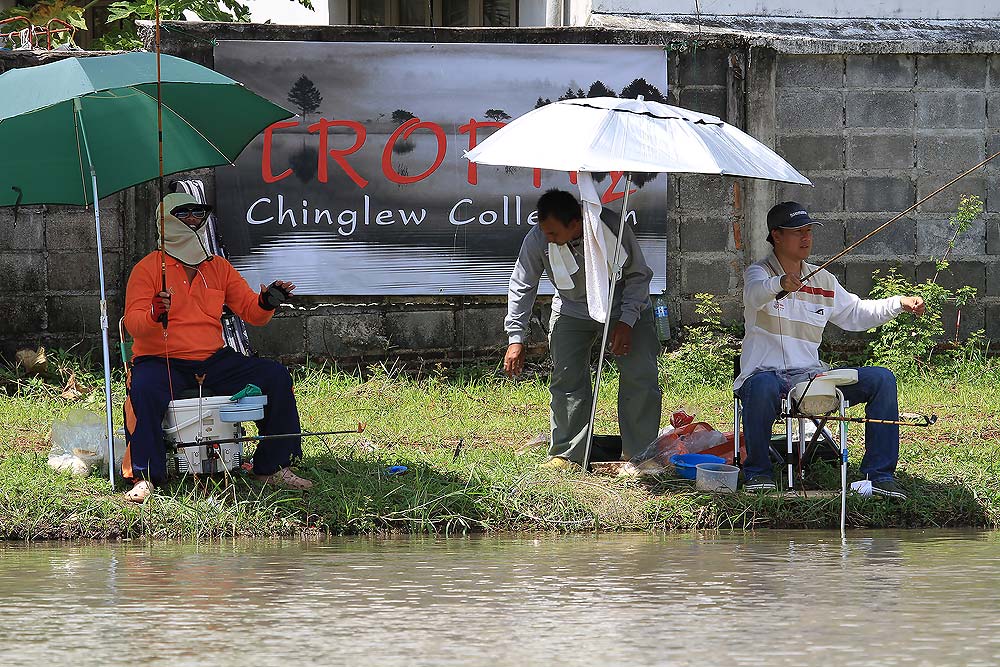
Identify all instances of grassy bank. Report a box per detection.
[1,355,999,539]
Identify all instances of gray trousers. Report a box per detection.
[548,308,662,463]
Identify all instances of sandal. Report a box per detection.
[124,480,154,503]
[254,467,313,490]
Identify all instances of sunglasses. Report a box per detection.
[173,209,209,220]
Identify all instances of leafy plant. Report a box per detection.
[866,194,986,378]
[933,193,984,281]
[2,0,315,51]
[662,293,740,389]
[0,0,86,48]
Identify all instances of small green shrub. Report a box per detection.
[662,293,740,389]
[867,194,986,379]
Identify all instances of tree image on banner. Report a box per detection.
[390,109,418,158]
[484,109,511,123]
[587,80,616,97]
[289,146,319,183]
[391,109,416,124]
[287,75,323,121]
[620,77,667,103]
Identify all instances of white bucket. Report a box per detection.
[695,463,740,493]
[162,396,241,445]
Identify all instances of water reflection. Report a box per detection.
[1,531,999,666]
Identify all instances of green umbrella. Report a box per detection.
[0,52,294,485]
[0,52,293,205]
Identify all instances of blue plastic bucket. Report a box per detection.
[669,453,726,479]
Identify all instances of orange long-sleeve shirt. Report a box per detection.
[124,252,273,361]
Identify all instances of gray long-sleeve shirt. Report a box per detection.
[505,221,654,344]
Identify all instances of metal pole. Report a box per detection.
[785,401,793,491]
[581,174,633,473]
[74,98,116,487]
[839,394,848,539]
[733,397,741,466]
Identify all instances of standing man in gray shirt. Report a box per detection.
[503,189,662,470]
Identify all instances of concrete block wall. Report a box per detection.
[0,199,127,361]
[667,47,746,327]
[5,30,1000,365]
[771,53,1000,342]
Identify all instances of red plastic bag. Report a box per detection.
[648,422,719,462]
[701,432,746,465]
[670,410,695,428]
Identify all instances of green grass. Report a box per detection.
[0,354,998,539]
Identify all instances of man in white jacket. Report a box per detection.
[735,202,925,498]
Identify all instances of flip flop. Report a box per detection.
[124,480,154,503]
[254,467,313,490]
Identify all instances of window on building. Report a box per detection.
[351,0,516,27]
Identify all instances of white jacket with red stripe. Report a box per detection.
[734,252,902,392]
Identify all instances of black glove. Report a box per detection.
[258,281,290,310]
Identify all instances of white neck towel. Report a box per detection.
[547,242,578,290]
[578,172,627,323]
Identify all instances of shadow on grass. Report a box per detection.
[0,443,487,540]
[635,460,989,531]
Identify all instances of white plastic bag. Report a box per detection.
[48,410,108,476]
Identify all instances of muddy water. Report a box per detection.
[1,531,998,666]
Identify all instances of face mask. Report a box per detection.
[155,193,213,266]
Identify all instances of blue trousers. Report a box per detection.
[123,347,302,484]
[736,367,899,482]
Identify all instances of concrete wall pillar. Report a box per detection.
[744,47,778,264]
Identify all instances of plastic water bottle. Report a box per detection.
[653,297,671,341]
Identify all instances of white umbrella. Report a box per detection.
[465,96,812,183]
[465,96,811,473]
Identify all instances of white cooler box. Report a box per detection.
[161,395,266,475]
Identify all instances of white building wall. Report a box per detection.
[592,0,1000,19]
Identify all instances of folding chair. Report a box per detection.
[733,357,846,490]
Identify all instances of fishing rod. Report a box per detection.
[154,0,168,324]
[172,424,366,449]
[779,412,937,427]
[776,148,1000,300]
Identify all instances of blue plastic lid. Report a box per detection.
[670,453,726,467]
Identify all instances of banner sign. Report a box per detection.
[214,41,668,295]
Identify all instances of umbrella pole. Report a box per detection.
[74,99,116,487]
[581,174,633,473]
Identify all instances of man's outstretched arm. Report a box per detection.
[504,232,544,376]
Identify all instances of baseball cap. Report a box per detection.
[766,201,822,233]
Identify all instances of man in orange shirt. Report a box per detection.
[122,193,310,502]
